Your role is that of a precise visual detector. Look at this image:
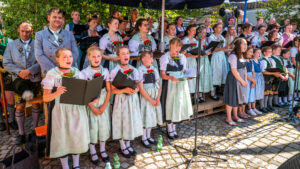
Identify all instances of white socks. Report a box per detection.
[100,141,108,158]
[142,129,147,140]
[146,128,152,138]
[167,123,174,136]
[89,144,98,161]
[60,157,69,169]
[172,124,177,135]
[72,154,80,168]
[126,140,133,152]
[119,139,130,154]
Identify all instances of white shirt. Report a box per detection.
[49,28,61,45]
[20,39,31,59]
[260,57,276,72]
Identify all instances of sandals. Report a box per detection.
[239,113,250,119]
[233,118,245,123]
[100,151,110,163]
[226,121,237,126]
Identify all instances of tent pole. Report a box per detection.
[160,0,165,52]
[243,0,247,24]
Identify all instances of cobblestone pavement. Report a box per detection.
[1,106,300,169]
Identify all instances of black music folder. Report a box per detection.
[261,41,276,48]
[179,44,193,53]
[265,68,285,73]
[60,76,104,105]
[206,41,222,52]
[73,24,87,36]
[112,70,137,89]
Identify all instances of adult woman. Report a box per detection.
[126,9,139,36]
[208,23,228,100]
[251,24,268,48]
[99,17,123,71]
[128,18,157,68]
[282,24,295,47]
[223,38,248,126]
[225,25,237,47]
[79,14,101,70]
[175,16,185,39]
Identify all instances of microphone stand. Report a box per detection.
[168,34,226,169]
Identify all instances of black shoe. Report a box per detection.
[268,106,275,111]
[16,135,26,145]
[0,123,6,131]
[147,138,157,144]
[261,108,269,113]
[119,148,131,158]
[90,153,100,166]
[174,132,179,138]
[72,166,82,169]
[9,121,18,130]
[167,131,175,139]
[198,97,205,103]
[100,151,110,163]
[141,139,151,148]
[210,95,219,101]
[127,147,137,156]
[264,106,271,112]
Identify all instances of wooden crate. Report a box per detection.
[193,96,225,118]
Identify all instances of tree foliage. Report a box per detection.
[259,0,299,25]
[0,0,212,39]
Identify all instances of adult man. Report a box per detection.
[3,22,41,144]
[35,7,78,75]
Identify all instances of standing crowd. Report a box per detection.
[0,7,299,168]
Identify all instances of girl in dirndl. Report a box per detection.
[245,47,263,116]
[162,23,176,51]
[209,23,228,100]
[252,48,265,111]
[182,24,199,100]
[109,46,143,158]
[223,38,248,126]
[138,52,163,148]
[99,17,123,71]
[79,47,111,165]
[197,26,213,102]
[42,47,89,169]
[160,38,193,139]
[128,18,157,68]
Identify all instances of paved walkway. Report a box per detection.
[0,106,300,169]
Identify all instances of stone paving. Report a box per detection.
[1,106,300,169]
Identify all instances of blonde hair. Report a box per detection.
[117,46,129,56]
[87,46,101,57]
[54,47,72,58]
[71,10,79,16]
[169,38,183,47]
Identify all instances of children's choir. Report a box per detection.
[0,6,299,168]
